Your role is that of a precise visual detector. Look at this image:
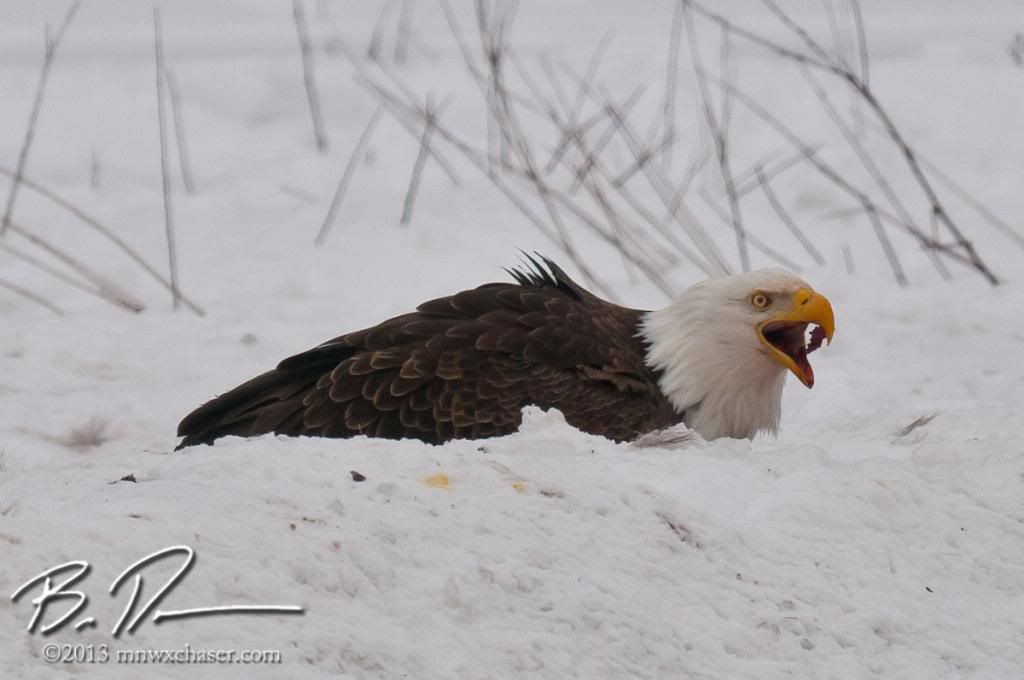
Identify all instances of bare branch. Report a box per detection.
[1,240,123,307]
[862,201,907,286]
[593,82,731,275]
[754,166,825,265]
[699,189,803,272]
[661,0,684,171]
[164,68,196,194]
[280,184,318,204]
[90,151,100,191]
[479,32,616,298]
[394,0,414,65]
[545,76,647,181]
[610,127,674,189]
[688,0,998,284]
[759,0,838,68]
[656,148,712,232]
[565,88,647,194]
[541,87,684,278]
[338,40,461,186]
[917,154,1024,251]
[857,79,998,283]
[822,0,850,73]
[154,7,182,310]
[1,1,80,236]
[293,0,328,152]
[439,0,514,173]
[0,165,204,315]
[732,144,823,198]
[400,95,450,226]
[316,106,384,245]
[556,117,702,283]
[355,71,674,297]
[799,63,949,279]
[7,220,145,312]
[543,106,713,277]
[705,73,981,279]
[685,7,748,271]
[367,0,397,63]
[540,57,572,119]
[683,0,837,76]
[850,0,869,86]
[544,32,614,173]
[842,244,855,274]
[0,277,64,316]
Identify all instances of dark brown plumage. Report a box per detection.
[176,256,682,449]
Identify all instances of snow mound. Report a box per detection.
[3,397,1023,678]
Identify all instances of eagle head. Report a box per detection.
[642,269,835,441]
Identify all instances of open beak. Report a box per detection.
[757,288,835,388]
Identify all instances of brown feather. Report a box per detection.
[175,257,682,449]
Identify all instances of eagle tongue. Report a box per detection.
[795,346,814,388]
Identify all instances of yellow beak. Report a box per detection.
[756,288,835,388]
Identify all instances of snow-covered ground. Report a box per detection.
[2,1,1024,678]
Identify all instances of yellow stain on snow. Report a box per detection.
[424,473,450,489]
[510,481,526,493]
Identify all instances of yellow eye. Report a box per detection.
[751,292,771,309]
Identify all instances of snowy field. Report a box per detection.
[2,1,1024,678]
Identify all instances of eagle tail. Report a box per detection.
[175,346,347,450]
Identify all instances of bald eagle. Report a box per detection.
[176,257,834,449]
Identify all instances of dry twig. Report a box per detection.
[1,1,81,236]
[400,94,450,226]
[698,189,803,272]
[368,0,397,63]
[685,0,999,284]
[661,0,684,171]
[916,154,1024,251]
[293,0,328,152]
[340,41,463,187]
[154,7,182,310]
[0,165,204,315]
[90,151,101,191]
[754,166,825,265]
[0,277,64,316]
[7,220,145,312]
[316,106,385,245]
[355,70,670,297]
[544,32,613,173]
[164,68,196,194]
[1,240,126,310]
[684,6,749,271]
[394,0,414,65]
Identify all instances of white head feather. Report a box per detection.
[641,268,816,440]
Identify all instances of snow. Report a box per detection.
[2,1,1024,678]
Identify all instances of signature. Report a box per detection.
[10,545,303,636]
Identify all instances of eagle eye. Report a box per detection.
[751,292,772,309]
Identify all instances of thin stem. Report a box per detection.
[316,106,384,245]
[293,0,328,151]
[154,7,182,310]
[164,68,196,194]
[1,1,80,235]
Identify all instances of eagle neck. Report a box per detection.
[639,303,786,440]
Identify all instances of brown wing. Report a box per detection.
[175,257,681,449]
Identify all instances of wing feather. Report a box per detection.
[175,258,682,448]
